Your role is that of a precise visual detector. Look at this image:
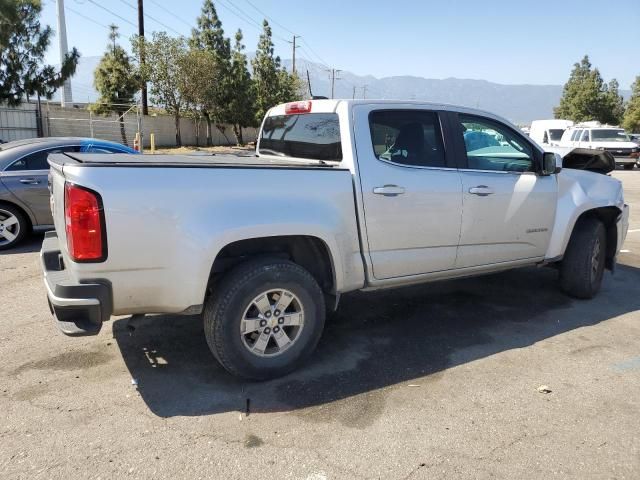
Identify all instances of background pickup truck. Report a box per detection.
[42,99,629,380]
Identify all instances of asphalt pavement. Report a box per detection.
[1,171,639,479]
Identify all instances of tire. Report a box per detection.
[623,164,635,170]
[203,258,326,380]
[560,218,606,299]
[0,203,28,250]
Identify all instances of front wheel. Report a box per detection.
[560,218,606,299]
[204,258,326,380]
[623,164,635,170]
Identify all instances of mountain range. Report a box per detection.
[61,55,630,125]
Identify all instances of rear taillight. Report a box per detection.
[64,182,106,262]
[285,100,312,114]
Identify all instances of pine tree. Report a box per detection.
[91,25,139,145]
[623,76,640,133]
[228,30,255,145]
[191,0,231,144]
[554,55,623,125]
[251,20,299,124]
[600,79,624,125]
[0,0,79,106]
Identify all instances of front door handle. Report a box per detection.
[373,185,405,196]
[19,178,40,185]
[468,185,494,196]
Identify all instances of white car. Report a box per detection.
[560,124,639,169]
[41,100,629,379]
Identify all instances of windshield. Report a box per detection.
[590,129,630,142]
[548,129,565,141]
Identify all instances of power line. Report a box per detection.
[300,39,331,69]
[117,0,182,36]
[66,6,109,29]
[85,0,137,28]
[147,0,192,29]
[242,0,297,36]
[216,0,290,43]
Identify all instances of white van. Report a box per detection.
[529,119,573,146]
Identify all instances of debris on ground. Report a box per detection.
[537,385,552,394]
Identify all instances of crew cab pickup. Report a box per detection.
[42,100,629,379]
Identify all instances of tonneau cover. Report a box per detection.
[48,152,344,169]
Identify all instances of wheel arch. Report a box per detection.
[554,206,621,270]
[206,234,338,300]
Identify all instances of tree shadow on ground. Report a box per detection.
[113,264,640,417]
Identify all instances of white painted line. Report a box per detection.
[620,249,631,253]
[628,229,640,233]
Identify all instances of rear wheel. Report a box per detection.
[0,204,28,250]
[204,258,325,380]
[560,218,606,299]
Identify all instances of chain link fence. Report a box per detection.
[45,103,141,149]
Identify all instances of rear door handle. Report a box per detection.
[373,185,405,196]
[19,178,40,185]
[468,185,494,196]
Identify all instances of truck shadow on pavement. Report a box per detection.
[113,264,640,418]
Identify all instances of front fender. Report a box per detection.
[546,169,624,259]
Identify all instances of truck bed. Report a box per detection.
[49,152,346,169]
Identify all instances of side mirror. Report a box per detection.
[541,152,561,175]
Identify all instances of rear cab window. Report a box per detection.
[368,110,446,167]
[259,110,342,161]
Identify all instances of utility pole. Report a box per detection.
[138,0,149,115]
[56,0,72,106]
[327,68,342,99]
[362,84,368,99]
[290,35,301,74]
[352,86,356,99]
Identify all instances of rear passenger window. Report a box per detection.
[369,110,446,167]
[581,130,590,141]
[259,113,341,161]
[6,146,80,171]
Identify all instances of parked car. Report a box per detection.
[560,123,639,169]
[42,100,629,380]
[529,119,573,147]
[0,137,138,250]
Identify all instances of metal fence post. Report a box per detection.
[137,102,144,153]
[89,109,94,138]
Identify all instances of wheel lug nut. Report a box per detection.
[264,327,271,334]
[274,310,280,316]
[259,320,267,327]
[274,326,280,333]
[278,317,284,324]
[265,312,271,318]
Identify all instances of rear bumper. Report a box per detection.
[613,157,637,165]
[41,231,112,336]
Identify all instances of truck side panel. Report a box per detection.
[55,165,365,315]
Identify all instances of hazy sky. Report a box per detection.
[42,0,639,91]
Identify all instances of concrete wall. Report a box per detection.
[2,101,257,148]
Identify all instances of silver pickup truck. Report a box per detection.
[42,100,629,379]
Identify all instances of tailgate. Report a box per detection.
[47,156,69,252]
